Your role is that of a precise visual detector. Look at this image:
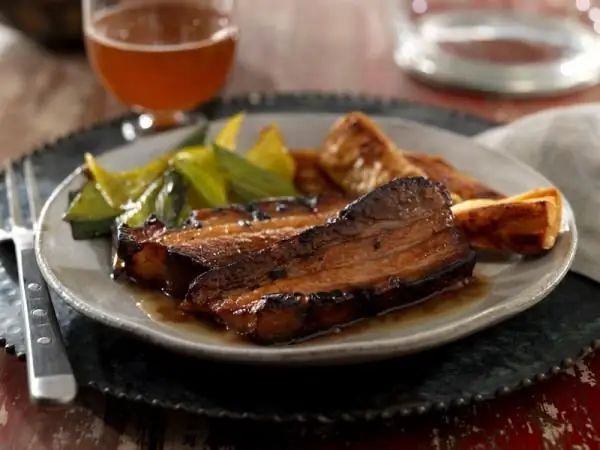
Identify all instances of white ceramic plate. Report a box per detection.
[35,113,577,365]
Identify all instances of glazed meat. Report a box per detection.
[114,194,349,298]
[183,177,476,344]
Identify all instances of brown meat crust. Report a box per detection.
[184,177,475,344]
[113,195,349,298]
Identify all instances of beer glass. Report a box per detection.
[82,0,238,140]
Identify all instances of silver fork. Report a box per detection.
[5,158,77,405]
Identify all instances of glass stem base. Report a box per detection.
[121,110,196,142]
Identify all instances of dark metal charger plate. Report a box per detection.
[0,93,599,422]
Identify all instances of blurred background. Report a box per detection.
[2,0,600,157]
[0,0,83,50]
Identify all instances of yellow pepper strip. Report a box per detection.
[245,124,296,181]
[172,146,229,207]
[214,111,246,151]
[84,152,170,209]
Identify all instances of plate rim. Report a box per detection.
[34,110,579,365]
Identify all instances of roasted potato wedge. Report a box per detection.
[317,112,502,205]
[405,152,504,201]
[452,187,562,255]
[290,148,346,195]
[318,112,426,196]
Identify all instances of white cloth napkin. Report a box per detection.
[475,104,600,282]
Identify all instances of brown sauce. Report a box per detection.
[299,275,490,346]
[135,274,491,346]
[135,289,245,344]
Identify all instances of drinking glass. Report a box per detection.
[392,0,600,96]
[82,0,238,140]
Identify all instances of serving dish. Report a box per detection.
[35,112,577,365]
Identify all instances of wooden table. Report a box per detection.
[1,1,600,448]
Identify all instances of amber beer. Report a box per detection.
[84,1,238,113]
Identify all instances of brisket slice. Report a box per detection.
[113,194,349,298]
[183,177,476,344]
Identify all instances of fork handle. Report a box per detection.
[17,247,77,405]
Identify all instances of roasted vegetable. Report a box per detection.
[175,186,207,226]
[81,122,208,211]
[84,152,171,210]
[120,176,166,228]
[64,116,305,240]
[213,145,299,202]
[290,148,347,195]
[65,123,209,239]
[246,125,295,181]
[405,152,504,201]
[63,182,119,221]
[63,184,121,240]
[119,169,197,228]
[154,170,189,227]
[319,112,426,196]
[172,147,229,207]
[175,123,209,150]
[452,187,562,256]
[214,111,245,151]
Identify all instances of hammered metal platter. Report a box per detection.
[0,93,597,422]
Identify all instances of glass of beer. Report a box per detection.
[82,0,238,141]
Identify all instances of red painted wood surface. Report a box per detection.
[0,1,599,448]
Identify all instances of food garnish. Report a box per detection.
[214,111,245,150]
[213,145,298,202]
[246,125,295,181]
[63,113,298,239]
[171,147,229,208]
